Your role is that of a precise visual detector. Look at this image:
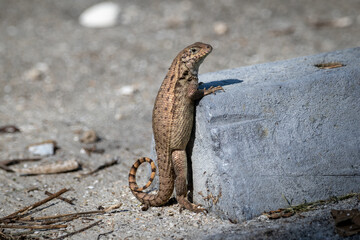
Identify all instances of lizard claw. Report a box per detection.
[141,204,150,211]
[178,201,208,214]
[193,206,208,214]
[204,86,224,96]
[179,206,185,213]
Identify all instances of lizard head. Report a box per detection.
[180,42,212,75]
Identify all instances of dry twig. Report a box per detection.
[0,224,67,229]
[97,230,114,240]
[0,188,69,222]
[45,191,75,205]
[81,158,118,176]
[14,159,79,175]
[19,210,104,222]
[54,220,102,240]
[0,190,119,239]
[103,202,122,212]
[0,158,42,172]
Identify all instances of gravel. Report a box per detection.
[0,0,359,239]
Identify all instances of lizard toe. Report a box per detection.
[192,206,208,214]
[141,204,150,211]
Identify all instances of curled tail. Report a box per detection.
[128,157,174,210]
[128,157,156,192]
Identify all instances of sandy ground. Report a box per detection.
[0,0,359,239]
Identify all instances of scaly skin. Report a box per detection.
[128,42,223,213]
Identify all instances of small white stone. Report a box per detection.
[213,22,228,35]
[28,143,55,156]
[79,2,120,28]
[117,85,135,96]
[257,214,269,221]
[115,112,123,120]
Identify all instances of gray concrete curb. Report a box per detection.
[190,47,360,222]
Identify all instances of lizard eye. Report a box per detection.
[190,48,198,54]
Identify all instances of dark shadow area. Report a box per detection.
[187,79,242,203]
[162,197,178,207]
[198,79,243,90]
[186,129,196,203]
[205,218,342,240]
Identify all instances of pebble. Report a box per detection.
[116,85,136,96]
[114,112,123,120]
[27,140,56,156]
[24,62,48,81]
[257,214,270,222]
[213,22,228,35]
[80,129,98,143]
[80,148,87,154]
[79,2,121,28]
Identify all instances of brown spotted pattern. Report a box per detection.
[128,42,223,212]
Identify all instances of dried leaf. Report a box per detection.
[14,159,79,175]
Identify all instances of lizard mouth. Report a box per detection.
[201,44,212,58]
[196,49,211,62]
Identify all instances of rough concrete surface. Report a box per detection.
[192,48,360,222]
[1,0,360,239]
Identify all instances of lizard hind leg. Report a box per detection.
[128,157,157,192]
[172,150,207,214]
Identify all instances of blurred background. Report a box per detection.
[0,1,360,238]
[1,0,360,157]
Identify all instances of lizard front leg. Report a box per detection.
[172,150,207,213]
[188,83,224,101]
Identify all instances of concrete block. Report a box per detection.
[191,47,360,222]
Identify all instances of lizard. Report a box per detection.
[128,42,223,213]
